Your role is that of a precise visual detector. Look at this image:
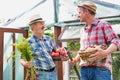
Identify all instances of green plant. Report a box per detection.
[67,41,80,51]
[112,53,120,80]
[11,38,36,80]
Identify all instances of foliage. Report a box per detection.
[67,41,80,79]
[67,41,80,51]
[112,53,120,80]
[13,38,33,61]
[45,32,54,38]
[11,38,36,80]
[45,27,54,38]
[70,53,80,74]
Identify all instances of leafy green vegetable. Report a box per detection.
[11,37,36,80]
[14,38,32,61]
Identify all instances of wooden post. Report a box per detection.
[0,29,3,80]
[54,26,63,80]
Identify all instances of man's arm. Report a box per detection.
[105,43,117,55]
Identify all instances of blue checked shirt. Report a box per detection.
[28,34,59,70]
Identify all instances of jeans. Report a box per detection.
[36,68,58,80]
[80,66,112,80]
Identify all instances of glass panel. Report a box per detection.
[0,0,54,28]
[59,22,120,41]
[3,33,13,80]
[111,24,120,35]
[58,0,120,21]
[15,33,24,80]
[96,3,120,18]
[60,26,81,41]
[100,0,120,5]
[3,33,24,80]
[59,0,79,21]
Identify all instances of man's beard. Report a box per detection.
[35,30,44,35]
[38,31,44,35]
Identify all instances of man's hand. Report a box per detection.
[69,59,76,67]
[79,44,108,62]
[87,47,108,62]
[20,59,33,68]
[61,56,69,61]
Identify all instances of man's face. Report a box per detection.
[31,21,45,35]
[77,7,88,22]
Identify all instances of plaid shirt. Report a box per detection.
[28,35,59,70]
[75,18,120,72]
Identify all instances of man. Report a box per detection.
[20,14,67,80]
[69,1,120,80]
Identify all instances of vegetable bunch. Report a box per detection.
[12,38,36,80]
[15,38,32,61]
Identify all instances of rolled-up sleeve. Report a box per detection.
[103,23,120,51]
[111,38,120,51]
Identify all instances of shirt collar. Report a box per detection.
[84,18,100,30]
[31,34,46,41]
[91,18,100,26]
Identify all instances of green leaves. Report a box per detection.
[12,37,36,80]
[12,38,33,61]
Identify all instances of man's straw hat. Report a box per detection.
[78,1,97,14]
[28,14,45,25]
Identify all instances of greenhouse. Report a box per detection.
[0,0,120,80]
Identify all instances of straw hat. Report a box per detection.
[28,14,45,25]
[78,1,97,14]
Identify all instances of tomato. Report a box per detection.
[51,52,55,57]
[51,52,60,57]
[61,51,66,56]
[54,53,60,57]
[56,48,61,53]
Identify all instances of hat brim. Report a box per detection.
[78,5,86,9]
[29,20,45,25]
